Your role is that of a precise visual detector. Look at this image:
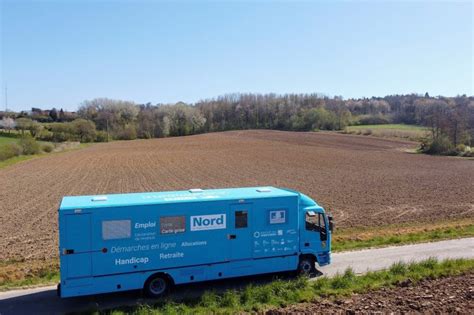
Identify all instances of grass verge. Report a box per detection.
[332,218,474,252]
[0,143,91,170]
[0,259,59,291]
[346,124,427,131]
[99,258,473,314]
[0,154,40,169]
[342,124,428,141]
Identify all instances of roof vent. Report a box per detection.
[189,189,204,193]
[92,196,108,202]
[257,188,271,193]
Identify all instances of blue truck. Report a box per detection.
[58,186,333,298]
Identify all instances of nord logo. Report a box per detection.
[190,214,226,231]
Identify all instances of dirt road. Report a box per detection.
[1,238,472,315]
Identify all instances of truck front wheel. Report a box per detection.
[144,274,171,298]
[298,256,315,276]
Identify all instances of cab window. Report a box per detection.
[305,211,319,232]
[305,212,327,238]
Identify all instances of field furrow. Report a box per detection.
[0,130,473,261]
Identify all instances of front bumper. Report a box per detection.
[317,251,331,266]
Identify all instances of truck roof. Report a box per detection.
[59,186,300,211]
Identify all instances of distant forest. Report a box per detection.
[3,93,474,155]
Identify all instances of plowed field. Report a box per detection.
[0,130,473,260]
[269,273,474,314]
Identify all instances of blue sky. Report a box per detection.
[1,0,472,111]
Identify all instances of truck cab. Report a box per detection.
[298,193,332,267]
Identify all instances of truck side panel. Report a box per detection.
[250,196,299,259]
[90,201,231,277]
[59,194,301,297]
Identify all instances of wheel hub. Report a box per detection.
[150,278,166,295]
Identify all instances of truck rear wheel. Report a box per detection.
[144,274,171,298]
[298,256,315,276]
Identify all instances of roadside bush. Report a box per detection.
[0,149,14,161]
[71,119,96,143]
[0,131,18,138]
[52,132,71,142]
[465,149,473,157]
[95,130,109,142]
[10,143,23,156]
[41,143,54,153]
[36,129,54,142]
[356,115,391,125]
[454,144,474,156]
[115,125,137,140]
[458,145,473,157]
[0,143,22,161]
[456,144,466,152]
[420,134,455,155]
[19,135,40,155]
[139,131,152,139]
[46,122,76,142]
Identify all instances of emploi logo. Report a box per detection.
[190,214,226,231]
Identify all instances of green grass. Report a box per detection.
[0,142,91,170]
[0,259,60,291]
[0,154,41,169]
[0,134,53,146]
[332,221,474,252]
[346,124,427,131]
[0,269,59,290]
[0,135,47,168]
[96,258,473,314]
[343,124,429,141]
[0,136,19,145]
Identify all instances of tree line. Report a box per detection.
[3,93,473,155]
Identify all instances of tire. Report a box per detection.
[298,256,315,276]
[144,274,171,298]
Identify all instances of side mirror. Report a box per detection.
[328,215,334,232]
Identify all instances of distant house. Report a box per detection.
[31,107,51,117]
[28,107,78,122]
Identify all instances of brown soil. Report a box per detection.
[268,273,474,314]
[0,130,473,261]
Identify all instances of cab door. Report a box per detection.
[301,210,327,253]
[63,213,92,278]
[228,204,253,260]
